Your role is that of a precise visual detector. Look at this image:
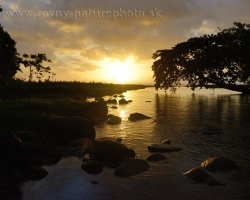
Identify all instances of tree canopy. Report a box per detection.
[152,22,250,93]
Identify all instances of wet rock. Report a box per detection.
[107,116,122,125]
[162,139,171,144]
[48,116,96,144]
[92,139,135,162]
[81,161,103,174]
[128,113,151,121]
[25,167,48,181]
[119,98,128,104]
[183,167,222,186]
[146,153,166,162]
[111,106,118,109]
[118,95,125,98]
[148,144,183,152]
[201,157,237,172]
[128,100,133,102]
[113,158,150,178]
[62,146,89,159]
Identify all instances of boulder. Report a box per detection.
[119,99,128,104]
[107,99,117,104]
[15,131,47,145]
[113,158,150,178]
[146,153,166,162]
[111,106,118,109]
[128,113,151,121]
[148,144,183,152]
[81,161,103,174]
[201,157,237,172]
[92,139,135,162]
[48,116,96,144]
[183,167,222,186]
[84,102,108,121]
[107,116,122,125]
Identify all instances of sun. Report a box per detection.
[109,56,135,84]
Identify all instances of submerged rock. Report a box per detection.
[201,157,237,172]
[119,98,128,104]
[183,167,222,186]
[128,113,151,121]
[81,161,103,174]
[148,144,183,152]
[146,153,166,162]
[113,158,150,178]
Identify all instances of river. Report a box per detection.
[22,87,250,200]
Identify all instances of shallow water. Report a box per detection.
[21,87,250,200]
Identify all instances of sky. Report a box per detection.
[1,0,250,84]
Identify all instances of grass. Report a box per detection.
[0,80,150,135]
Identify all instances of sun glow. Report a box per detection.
[105,56,135,84]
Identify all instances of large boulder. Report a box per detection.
[183,167,222,186]
[128,113,151,121]
[48,116,96,145]
[201,157,237,172]
[113,158,149,178]
[92,139,135,162]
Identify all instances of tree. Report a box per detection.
[152,22,250,94]
[21,53,55,82]
[0,6,21,81]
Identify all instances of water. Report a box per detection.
[22,87,250,200]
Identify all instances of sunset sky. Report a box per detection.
[1,0,250,84]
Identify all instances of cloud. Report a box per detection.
[1,0,250,83]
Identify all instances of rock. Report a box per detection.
[128,113,151,121]
[25,167,48,181]
[128,100,133,102]
[183,167,222,186]
[148,144,183,152]
[0,132,22,167]
[118,95,125,98]
[92,139,135,162]
[107,99,117,104]
[119,98,128,104]
[201,157,237,172]
[33,145,62,165]
[84,102,108,121]
[81,161,103,174]
[162,140,171,144]
[146,101,151,102]
[111,106,118,109]
[48,116,96,144]
[146,153,166,162]
[107,116,122,125]
[113,95,117,98]
[113,158,150,178]
[15,131,47,145]
[61,146,89,159]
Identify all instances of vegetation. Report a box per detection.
[0,81,148,134]
[152,22,250,94]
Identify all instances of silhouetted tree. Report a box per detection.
[21,53,54,82]
[0,6,21,82]
[152,22,250,94]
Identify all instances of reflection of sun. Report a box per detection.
[119,109,127,120]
